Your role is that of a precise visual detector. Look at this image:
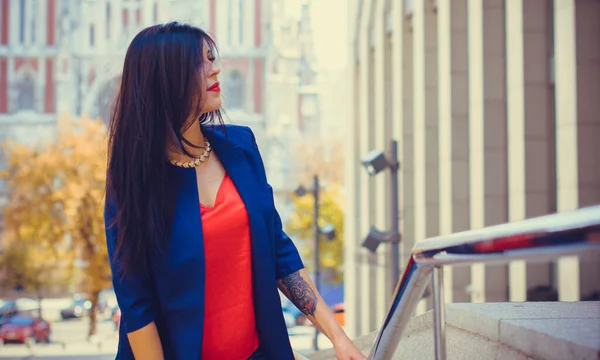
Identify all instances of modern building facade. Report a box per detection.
[344,0,600,339]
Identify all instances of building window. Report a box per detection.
[226,70,244,109]
[19,0,26,44]
[89,24,95,47]
[16,75,35,111]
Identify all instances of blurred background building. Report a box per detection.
[344,0,600,339]
[0,0,333,252]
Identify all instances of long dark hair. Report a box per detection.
[106,22,221,275]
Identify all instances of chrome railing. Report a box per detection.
[368,205,600,360]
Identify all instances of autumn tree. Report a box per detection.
[1,115,111,337]
[55,116,111,338]
[0,138,75,314]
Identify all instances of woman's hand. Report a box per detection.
[333,336,367,360]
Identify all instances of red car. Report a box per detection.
[0,315,51,344]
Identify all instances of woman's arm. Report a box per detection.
[277,269,365,359]
[105,198,164,359]
[277,269,343,341]
[127,322,164,360]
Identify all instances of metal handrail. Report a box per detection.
[368,205,600,360]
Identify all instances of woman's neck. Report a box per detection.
[167,119,206,161]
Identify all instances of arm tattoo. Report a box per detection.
[281,272,317,317]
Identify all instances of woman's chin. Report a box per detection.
[201,100,222,114]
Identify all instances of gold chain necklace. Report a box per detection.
[169,138,212,168]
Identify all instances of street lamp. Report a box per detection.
[360,139,402,288]
[362,226,400,253]
[294,175,336,351]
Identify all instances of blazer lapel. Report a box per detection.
[202,126,270,256]
[202,126,284,353]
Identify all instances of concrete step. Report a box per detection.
[306,302,600,360]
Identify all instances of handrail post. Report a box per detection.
[433,266,446,360]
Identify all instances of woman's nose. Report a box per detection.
[209,63,220,77]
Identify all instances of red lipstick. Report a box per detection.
[207,82,220,92]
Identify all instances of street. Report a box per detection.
[0,316,117,359]
[0,302,332,359]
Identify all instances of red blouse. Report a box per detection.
[200,174,259,360]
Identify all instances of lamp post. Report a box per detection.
[295,175,336,351]
[360,139,401,288]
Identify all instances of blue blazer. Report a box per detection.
[105,125,305,360]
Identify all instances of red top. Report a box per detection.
[200,174,259,360]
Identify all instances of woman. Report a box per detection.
[105,22,365,360]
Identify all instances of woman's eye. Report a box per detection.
[208,57,216,63]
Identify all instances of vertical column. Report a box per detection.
[9,0,18,46]
[46,0,55,45]
[344,53,361,341]
[483,0,508,302]
[141,0,153,27]
[390,0,404,275]
[244,0,255,48]
[0,58,7,113]
[468,0,508,303]
[373,0,388,324]
[412,0,427,313]
[254,0,262,47]
[468,0,486,303]
[524,0,555,299]
[425,0,439,309]
[111,0,122,41]
[216,0,226,43]
[0,0,8,113]
[209,0,216,34]
[506,0,527,302]
[553,0,579,301]
[367,43,378,331]
[574,0,600,300]
[401,3,415,305]
[358,0,373,336]
[437,0,453,303]
[97,2,107,51]
[1,0,9,45]
[44,58,54,113]
[507,0,555,302]
[231,0,239,47]
[450,0,471,303]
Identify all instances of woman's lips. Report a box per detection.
[207,82,220,92]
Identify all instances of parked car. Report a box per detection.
[0,315,50,344]
[60,294,92,320]
[0,300,18,328]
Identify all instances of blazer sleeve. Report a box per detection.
[244,126,305,280]
[104,198,158,333]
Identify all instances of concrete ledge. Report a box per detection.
[307,302,600,360]
[449,302,600,360]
